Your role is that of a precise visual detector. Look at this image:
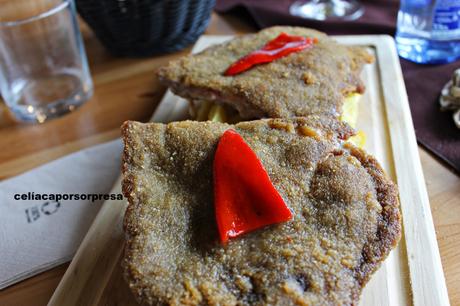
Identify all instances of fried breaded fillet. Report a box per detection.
[121,117,400,306]
[158,26,374,120]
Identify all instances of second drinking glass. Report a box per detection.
[0,0,93,123]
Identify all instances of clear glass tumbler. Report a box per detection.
[0,0,93,123]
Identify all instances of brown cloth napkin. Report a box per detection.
[215,0,460,174]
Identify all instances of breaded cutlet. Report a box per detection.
[158,26,374,120]
[121,117,400,306]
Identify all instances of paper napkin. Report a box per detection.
[0,139,123,289]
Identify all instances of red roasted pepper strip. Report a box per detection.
[224,33,318,76]
[213,129,293,243]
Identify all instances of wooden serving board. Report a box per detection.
[48,35,450,306]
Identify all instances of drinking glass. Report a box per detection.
[0,0,93,123]
[290,0,364,21]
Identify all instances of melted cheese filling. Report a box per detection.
[340,93,366,148]
[192,93,366,148]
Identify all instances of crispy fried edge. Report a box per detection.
[121,121,158,305]
[344,144,401,304]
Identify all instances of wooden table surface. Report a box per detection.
[0,13,458,306]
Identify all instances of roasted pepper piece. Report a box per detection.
[225,33,317,76]
[213,129,293,243]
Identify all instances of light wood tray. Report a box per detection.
[48,35,450,306]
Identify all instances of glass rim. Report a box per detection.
[0,0,71,27]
